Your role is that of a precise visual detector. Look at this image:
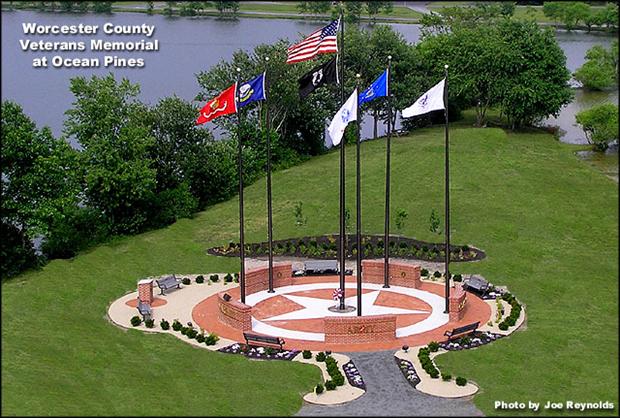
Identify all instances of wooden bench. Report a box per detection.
[243,332,285,350]
[463,275,489,296]
[155,275,181,295]
[443,321,480,341]
[137,301,152,321]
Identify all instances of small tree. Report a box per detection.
[294,201,306,226]
[429,209,441,235]
[395,208,408,232]
[575,103,619,151]
[574,43,618,91]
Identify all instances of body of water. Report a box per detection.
[1,10,617,147]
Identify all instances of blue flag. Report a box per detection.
[237,72,266,108]
[358,69,388,106]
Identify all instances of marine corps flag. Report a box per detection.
[298,56,339,99]
[196,83,237,125]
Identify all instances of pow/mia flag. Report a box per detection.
[298,56,339,99]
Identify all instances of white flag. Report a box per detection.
[401,79,445,118]
[328,88,358,146]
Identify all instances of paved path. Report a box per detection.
[296,350,483,417]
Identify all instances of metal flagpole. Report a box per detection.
[355,73,362,316]
[265,58,275,294]
[236,67,246,304]
[383,56,392,289]
[443,64,450,314]
[338,10,346,311]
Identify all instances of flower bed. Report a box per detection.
[439,331,504,351]
[342,360,366,390]
[395,357,420,387]
[207,234,485,263]
[217,343,300,361]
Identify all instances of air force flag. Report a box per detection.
[237,73,266,108]
[359,69,388,106]
[328,88,358,146]
[401,78,445,118]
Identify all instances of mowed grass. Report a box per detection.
[2,126,618,415]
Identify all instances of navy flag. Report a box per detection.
[237,73,266,108]
[298,56,339,99]
[359,69,389,106]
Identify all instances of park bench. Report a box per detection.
[463,275,489,296]
[137,300,152,321]
[443,321,480,341]
[243,332,285,350]
[155,275,181,295]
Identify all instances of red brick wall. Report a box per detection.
[217,292,253,331]
[324,315,396,344]
[137,279,153,304]
[449,283,467,321]
[361,259,421,288]
[245,263,293,295]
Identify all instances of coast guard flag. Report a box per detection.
[237,73,266,108]
[196,83,237,125]
[328,88,358,146]
[401,79,445,118]
[359,69,388,106]
[287,19,339,64]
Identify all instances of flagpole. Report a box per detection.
[236,67,246,304]
[355,73,362,316]
[265,58,275,294]
[443,64,450,314]
[338,10,346,311]
[383,55,392,289]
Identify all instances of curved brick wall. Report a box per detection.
[324,315,397,344]
[217,292,252,331]
[362,259,421,288]
[245,263,293,295]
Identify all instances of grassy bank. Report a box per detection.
[2,125,618,415]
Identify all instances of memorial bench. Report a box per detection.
[137,301,152,321]
[463,275,489,296]
[443,321,480,341]
[243,332,285,350]
[304,260,339,275]
[155,275,181,295]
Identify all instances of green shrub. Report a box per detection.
[442,373,452,381]
[265,347,276,356]
[210,274,219,282]
[224,273,233,283]
[130,316,142,327]
[453,274,462,282]
[144,319,155,328]
[429,369,440,379]
[428,341,439,352]
[456,376,467,386]
[160,319,170,330]
[186,329,197,339]
[315,383,324,394]
[182,277,191,285]
[421,268,429,276]
[196,333,205,343]
[172,319,182,331]
[205,332,219,346]
[498,322,509,331]
[325,380,336,391]
[459,336,471,346]
[433,270,442,278]
[333,373,345,386]
[315,352,326,362]
[180,327,189,335]
[196,275,204,284]
[302,350,312,359]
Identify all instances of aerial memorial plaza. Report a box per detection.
[2,1,618,417]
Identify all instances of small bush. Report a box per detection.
[459,336,472,346]
[453,274,462,282]
[421,268,429,277]
[333,373,345,386]
[172,319,182,331]
[325,380,336,391]
[302,350,312,359]
[182,277,191,285]
[196,333,205,343]
[498,322,509,331]
[315,352,326,362]
[265,347,275,356]
[160,319,170,330]
[315,383,324,394]
[205,332,219,346]
[433,270,442,278]
[442,373,452,381]
[196,275,204,284]
[145,319,155,328]
[224,273,233,283]
[428,341,439,352]
[186,329,198,339]
[130,316,142,327]
[456,376,467,386]
[181,326,189,335]
[209,274,219,282]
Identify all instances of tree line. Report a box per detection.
[1,7,575,279]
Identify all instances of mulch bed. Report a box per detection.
[395,357,421,388]
[439,331,504,351]
[207,234,485,263]
[217,343,300,360]
[342,360,366,390]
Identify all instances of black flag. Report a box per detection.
[298,56,339,99]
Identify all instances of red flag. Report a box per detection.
[196,83,237,125]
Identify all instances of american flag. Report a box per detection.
[286,19,340,64]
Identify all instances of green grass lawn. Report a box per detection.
[2,125,618,415]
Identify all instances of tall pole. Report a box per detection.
[355,73,362,316]
[383,56,392,289]
[236,67,246,304]
[443,64,450,314]
[338,10,346,310]
[265,58,275,294]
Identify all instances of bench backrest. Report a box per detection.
[137,301,151,312]
[157,275,177,286]
[304,260,338,270]
[466,276,488,290]
[451,321,479,335]
[244,332,282,344]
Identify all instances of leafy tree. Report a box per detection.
[574,42,618,90]
[214,1,239,17]
[598,2,618,31]
[64,75,158,234]
[575,103,619,151]
[147,1,154,15]
[344,1,364,23]
[543,1,564,26]
[164,1,176,16]
[298,1,331,15]
[561,2,590,31]
[92,1,112,13]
